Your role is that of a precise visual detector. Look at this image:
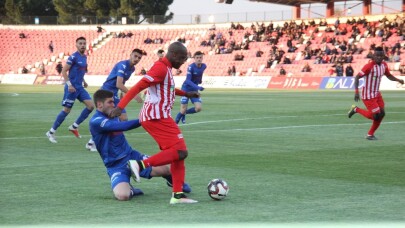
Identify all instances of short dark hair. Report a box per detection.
[76,37,86,42]
[194,51,204,57]
[93,89,113,105]
[132,48,146,55]
[157,49,164,54]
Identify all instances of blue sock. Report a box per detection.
[75,108,93,125]
[175,112,183,123]
[52,111,69,130]
[186,107,196,114]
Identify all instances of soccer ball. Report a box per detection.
[207,179,229,200]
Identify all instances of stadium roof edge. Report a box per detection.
[249,0,361,6]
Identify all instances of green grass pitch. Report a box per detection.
[0,85,404,226]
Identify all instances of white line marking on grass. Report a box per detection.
[1,121,404,140]
[11,93,19,96]
[184,121,405,133]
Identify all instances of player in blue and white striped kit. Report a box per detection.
[175,51,206,124]
[90,89,190,200]
[46,37,94,143]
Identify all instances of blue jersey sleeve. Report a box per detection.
[66,54,76,66]
[116,63,127,79]
[184,65,200,91]
[91,117,141,133]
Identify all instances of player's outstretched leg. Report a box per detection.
[348,105,357,118]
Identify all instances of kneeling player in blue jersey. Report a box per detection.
[90,89,191,201]
[175,51,206,124]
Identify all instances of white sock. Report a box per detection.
[88,138,94,144]
[72,123,79,128]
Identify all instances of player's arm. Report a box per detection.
[184,67,202,91]
[384,66,404,84]
[116,76,143,103]
[62,62,75,93]
[175,88,200,98]
[92,118,141,133]
[386,74,404,84]
[354,74,361,102]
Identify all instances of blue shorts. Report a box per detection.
[113,95,126,114]
[106,150,152,189]
[61,85,92,108]
[180,96,202,105]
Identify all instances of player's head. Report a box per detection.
[93,89,115,114]
[76,37,86,54]
[167,42,188,69]
[157,49,165,59]
[193,51,204,65]
[130,48,144,66]
[373,46,385,64]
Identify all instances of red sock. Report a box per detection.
[170,160,185,193]
[142,148,179,167]
[368,118,383,136]
[356,107,373,120]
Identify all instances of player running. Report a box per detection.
[175,51,206,124]
[347,46,404,140]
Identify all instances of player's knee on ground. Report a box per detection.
[178,150,188,160]
[113,190,131,201]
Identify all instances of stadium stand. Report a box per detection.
[0,13,403,77]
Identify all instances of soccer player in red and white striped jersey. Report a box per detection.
[109,42,200,204]
[348,46,404,140]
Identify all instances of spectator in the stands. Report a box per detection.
[55,61,63,75]
[227,66,232,76]
[301,63,311,72]
[144,37,152,44]
[39,63,46,75]
[256,49,264,57]
[22,66,29,74]
[279,66,286,76]
[97,25,104,33]
[283,55,292,64]
[234,53,244,61]
[49,41,54,53]
[345,63,354,77]
[335,63,344,76]
[19,32,26,39]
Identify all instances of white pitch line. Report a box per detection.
[1,121,405,140]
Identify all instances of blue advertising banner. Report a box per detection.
[319,77,365,90]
